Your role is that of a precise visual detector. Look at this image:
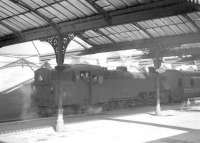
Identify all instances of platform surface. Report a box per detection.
[0,104,200,143]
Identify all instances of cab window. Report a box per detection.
[80,71,91,80]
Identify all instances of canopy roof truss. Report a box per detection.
[0,0,200,58]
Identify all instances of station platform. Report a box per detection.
[0,104,200,143]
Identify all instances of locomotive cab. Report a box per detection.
[32,67,55,116]
[50,64,104,114]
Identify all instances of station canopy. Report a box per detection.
[0,0,200,66]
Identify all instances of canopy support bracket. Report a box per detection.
[47,34,74,132]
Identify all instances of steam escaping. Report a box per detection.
[20,83,39,120]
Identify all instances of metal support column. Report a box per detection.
[55,69,64,132]
[47,34,74,132]
[88,74,92,107]
[153,56,162,115]
[155,72,161,115]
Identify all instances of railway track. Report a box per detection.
[0,116,56,134]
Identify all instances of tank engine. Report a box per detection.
[32,64,104,116]
[32,64,200,117]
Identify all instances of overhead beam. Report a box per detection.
[0,0,196,47]
[80,32,200,55]
[76,33,94,46]
[0,22,23,40]
[84,0,115,42]
[94,29,116,43]
[183,14,200,31]
[134,23,153,38]
[73,39,88,50]
[85,0,111,25]
[0,34,20,47]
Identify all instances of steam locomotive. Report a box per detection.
[32,64,200,116]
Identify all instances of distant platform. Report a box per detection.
[0,104,200,143]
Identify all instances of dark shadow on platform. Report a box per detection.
[0,141,8,143]
[146,112,175,116]
[145,130,200,143]
[103,117,197,132]
[97,104,181,119]
[183,109,200,112]
[180,104,200,113]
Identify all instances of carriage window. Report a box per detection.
[178,78,183,87]
[190,78,194,87]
